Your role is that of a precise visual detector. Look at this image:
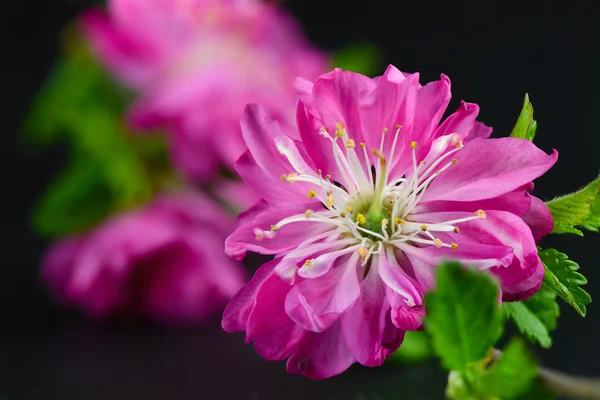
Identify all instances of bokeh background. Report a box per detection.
[2,1,599,399]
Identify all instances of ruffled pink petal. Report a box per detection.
[400,241,514,291]
[387,288,425,330]
[246,272,294,341]
[222,258,279,332]
[413,188,532,217]
[225,204,325,260]
[521,195,554,242]
[286,321,356,379]
[409,73,452,145]
[253,319,305,361]
[502,257,545,301]
[378,247,423,308]
[285,258,360,332]
[109,0,193,57]
[422,138,558,203]
[80,9,158,89]
[139,239,238,324]
[237,105,317,205]
[434,101,491,142]
[341,257,402,366]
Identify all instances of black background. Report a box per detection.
[1,1,599,399]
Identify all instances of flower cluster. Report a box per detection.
[81,0,328,181]
[43,192,246,324]
[222,66,557,378]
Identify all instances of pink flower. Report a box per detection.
[80,0,329,181]
[42,191,246,324]
[222,66,558,378]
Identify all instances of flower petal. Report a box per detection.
[421,137,558,202]
[286,321,355,379]
[225,205,327,260]
[222,258,279,332]
[341,255,403,366]
[285,255,360,332]
[80,9,158,89]
[521,195,554,242]
[378,247,423,308]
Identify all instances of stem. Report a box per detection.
[493,349,600,399]
[538,367,600,400]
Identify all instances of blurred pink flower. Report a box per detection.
[42,191,246,324]
[81,0,329,181]
[222,66,557,378]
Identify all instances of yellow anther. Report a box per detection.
[357,247,369,262]
[452,159,458,165]
[340,212,346,218]
[396,124,402,129]
[433,238,443,248]
[454,226,460,233]
[398,219,405,225]
[359,142,366,148]
[451,243,459,251]
[383,127,389,134]
[305,209,313,219]
[345,139,356,149]
[382,218,389,231]
[346,206,353,213]
[394,217,400,225]
[280,174,287,181]
[270,225,278,232]
[325,174,332,180]
[284,173,298,183]
[303,259,315,267]
[371,149,387,166]
[410,141,417,149]
[326,195,335,207]
[421,225,428,231]
[475,209,487,219]
[307,190,317,199]
[336,122,344,131]
[356,213,367,225]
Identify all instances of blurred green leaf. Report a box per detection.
[478,338,539,399]
[503,286,559,349]
[389,331,433,364]
[332,42,382,77]
[33,156,114,236]
[425,262,503,372]
[510,93,537,142]
[546,175,600,236]
[24,30,176,237]
[539,248,591,317]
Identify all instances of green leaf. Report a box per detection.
[510,93,537,141]
[546,175,600,236]
[479,338,538,399]
[389,331,433,364]
[503,286,559,349]
[33,157,114,236]
[425,262,504,372]
[539,249,591,317]
[24,29,176,237]
[332,42,382,77]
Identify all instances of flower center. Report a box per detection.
[254,123,487,267]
